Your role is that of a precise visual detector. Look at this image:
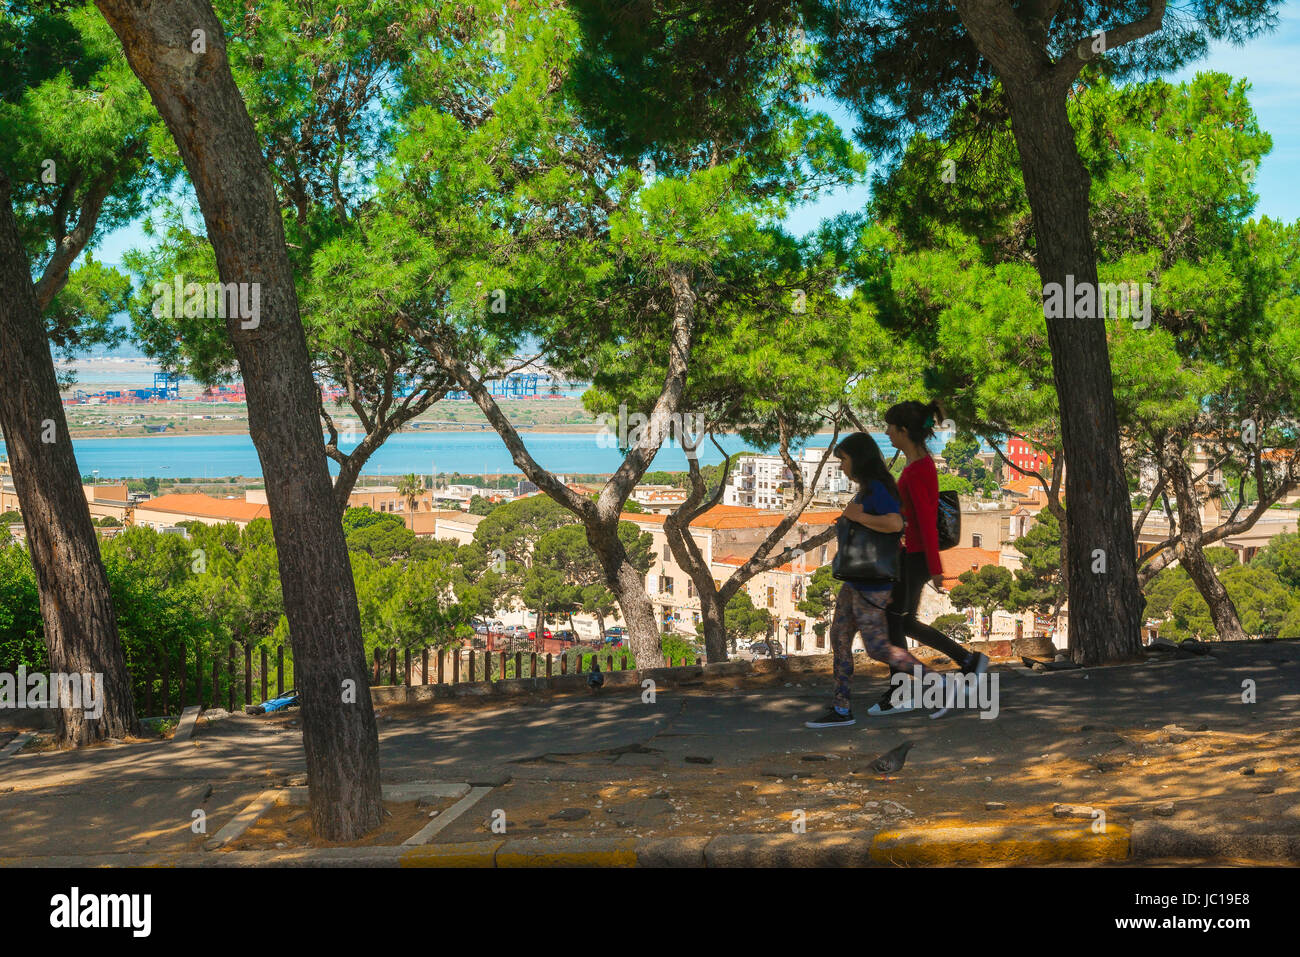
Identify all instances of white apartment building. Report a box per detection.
[723,448,849,509]
[629,484,689,513]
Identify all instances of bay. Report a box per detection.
[0,429,936,480]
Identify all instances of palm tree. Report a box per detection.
[397,473,425,532]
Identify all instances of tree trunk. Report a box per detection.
[0,174,139,746]
[663,514,728,662]
[95,0,382,840]
[1005,84,1144,665]
[1166,447,1248,641]
[696,588,729,664]
[586,520,664,668]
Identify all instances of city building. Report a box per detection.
[409,510,486,544]
[132,493,270,529]
[629,484,689,513]
[619,503,841,651]
[1002,437,1054,475]
[722,448,848,510]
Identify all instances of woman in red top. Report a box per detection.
[870,400,988,716]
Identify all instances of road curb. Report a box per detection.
[497,837,638,868]
[1131,821,1300,862]
[6,822,1297,867]
[869,825,1130,865]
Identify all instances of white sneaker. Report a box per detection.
[929,674,961,719]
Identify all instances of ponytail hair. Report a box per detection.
[884,399,944,446]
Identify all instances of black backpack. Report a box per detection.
[890,452,962,551]
[937,490,961,551]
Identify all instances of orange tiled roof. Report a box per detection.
[1001,477,1045,496]
[135,494,270,523]
[712,553,811,574]
[939,547,1003,589]
[620,504,840,530]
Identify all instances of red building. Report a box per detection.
[1004,437,1053,475]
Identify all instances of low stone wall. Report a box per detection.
[0,707,55,732]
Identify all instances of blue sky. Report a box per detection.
[786,3,1300,236]
[94,7,1300,266]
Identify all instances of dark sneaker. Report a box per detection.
[962,652,990,677]
[866,686,915,716]
[805,708,856,728]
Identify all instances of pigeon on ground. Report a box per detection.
[587,660,604,691]
[870,741,914,774]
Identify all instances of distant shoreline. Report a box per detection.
[61,425,850,441]
[64,423,618,440]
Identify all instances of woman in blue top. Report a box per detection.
[806,432,945,729]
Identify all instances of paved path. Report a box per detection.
[1,641,1296,859]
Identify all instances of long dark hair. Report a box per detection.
[885,399,944,446]
[834,432,898,499]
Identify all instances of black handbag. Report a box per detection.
[831,515,902,583]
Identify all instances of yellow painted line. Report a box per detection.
[496,839,638,868]
[870,825,1130,865]
[400,840,504,868]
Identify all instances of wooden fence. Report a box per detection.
[369,641,699,687]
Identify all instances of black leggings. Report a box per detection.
[885,550,971,667]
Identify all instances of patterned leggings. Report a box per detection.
[831,583,931,710]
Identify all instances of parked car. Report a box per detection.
[603,627,627,640]
[528,629,554,641]
[474,623,490,635]
[553,629,577,643]
[503,625,528,638]
[749,638,782,657]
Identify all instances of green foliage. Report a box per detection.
[0,541,43,667]
[0,0,167,362]
[1144,555,1300,640]
[796,563,838,623]
[524,521,653,637]
[1251,532,1300,592]
[931,613,973,642]
[724,590,772,647]
[948,564,1014,636]
[936,472,973,496]
[343,508,417,562]
[1005,511,1065,618]
[941,434,993,494]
